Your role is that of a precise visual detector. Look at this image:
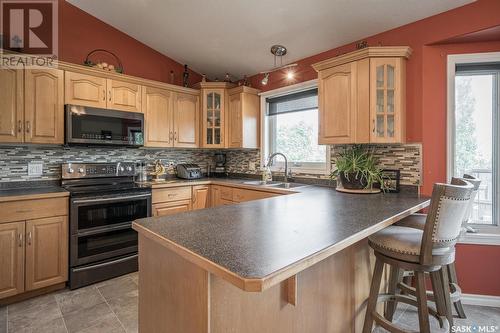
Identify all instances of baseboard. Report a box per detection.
[461,293,500,307]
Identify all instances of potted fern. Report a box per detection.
[330,145,385,190]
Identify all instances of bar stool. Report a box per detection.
[392,174,481,320]
[362,180,474,333]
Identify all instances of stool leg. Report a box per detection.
[385,266,402,321]
[415,271,431,333]
[363,258,385,333]
[430,270,448,324]
[447,263,466,319]
[440,267,454,327]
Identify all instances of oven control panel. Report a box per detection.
[62,162,136,179]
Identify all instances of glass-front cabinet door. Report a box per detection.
[370,58,404,143]
[202,89,225,147]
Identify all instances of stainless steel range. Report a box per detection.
[61,162,151,289]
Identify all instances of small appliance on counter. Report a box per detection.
[213,153,227,177]
[176,164,203,180]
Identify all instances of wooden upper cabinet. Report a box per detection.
[25,69,64,144]
[107,79,142,113]
[317,61,369,144]
[0,222,25,299]
[65,71,107,108]
[192,185,210,210]
[369,57,405,143]
[228,93,243,147]
[313,46,411,144]
[25,216,68,291]
[173,92,199,148]
[142,86,173,147]
[0,69,24,143]
[202,88,225,148]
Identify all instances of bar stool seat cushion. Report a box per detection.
[368,226,452,263]
[394,213,426,230]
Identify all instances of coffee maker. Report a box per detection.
[213,153,227,177]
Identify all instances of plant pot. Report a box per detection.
[339,172,367,190]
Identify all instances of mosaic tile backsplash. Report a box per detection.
[0,145,219,182]
[224,144,422,185]
[0,143,421,185]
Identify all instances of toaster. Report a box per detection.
[176,163,203,179]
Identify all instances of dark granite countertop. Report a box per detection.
[0,181,68,202]
[133,183,429,291]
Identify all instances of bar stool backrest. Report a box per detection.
[453,174,481,227]
[420,180,474,265]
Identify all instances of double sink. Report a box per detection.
[241,180,306,189]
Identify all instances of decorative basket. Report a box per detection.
[83,49,123,73]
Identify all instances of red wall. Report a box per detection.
[58,1,201,86]
[248,0,500,296]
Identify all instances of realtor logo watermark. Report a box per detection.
[0,0,58,68]
[452,325,499,332]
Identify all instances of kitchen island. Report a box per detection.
[132,182,429,333]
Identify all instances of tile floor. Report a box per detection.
[1,271,499,333]
[0,272,138,333]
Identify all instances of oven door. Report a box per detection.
[71,223,139,266]
[70,192,151,266]
[65,104,144,146]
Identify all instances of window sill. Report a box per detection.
[459,232,500,246]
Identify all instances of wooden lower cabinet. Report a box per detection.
[233,188,279,203]
[211,185,279,206]
[0,222,25,299]
[192,185,210,210]
[0,197,69,300]
[153,200,192,217]
[25,216,68,291]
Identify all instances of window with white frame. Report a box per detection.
[263,86,329,174]
[448,53,500,236]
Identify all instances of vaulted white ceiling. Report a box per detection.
[68,0,474,80]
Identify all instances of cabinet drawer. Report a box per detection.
[153,200,192,217]
[219,186,233,201]
[0,198,68,224]
[152,186,192,204]
[233,189,279,203]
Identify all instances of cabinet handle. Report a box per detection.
[192,193,197,204]
[27,231,32,246]
[18,233,23,247]
[25,121,30,133]
[18,120,22,133]
[109,90,112,102]
[169,131,173,141]
[103,89,106,101]
[174,131,177,141]
[372,119,375,133]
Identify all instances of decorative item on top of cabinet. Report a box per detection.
[312,46,411,144]
[194,82,235,148]
[227,86,260,149]
[83,49,124,73]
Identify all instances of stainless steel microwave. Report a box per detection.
[65,105,144,146]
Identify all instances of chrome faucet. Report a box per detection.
[266,152,292,183]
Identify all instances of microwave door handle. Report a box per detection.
[72,193,151,204]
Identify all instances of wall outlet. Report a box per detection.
[28,162,43,176]
[248,161,256,171]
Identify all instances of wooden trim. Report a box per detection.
[57,61,200,95]
[193,81,235,90]
[286,275,297,306]
[0,282,65,306]
[133,199,429,292]
[312,46,412,72]
[228,85,260,95]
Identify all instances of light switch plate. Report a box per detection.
[28,162,43,176]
